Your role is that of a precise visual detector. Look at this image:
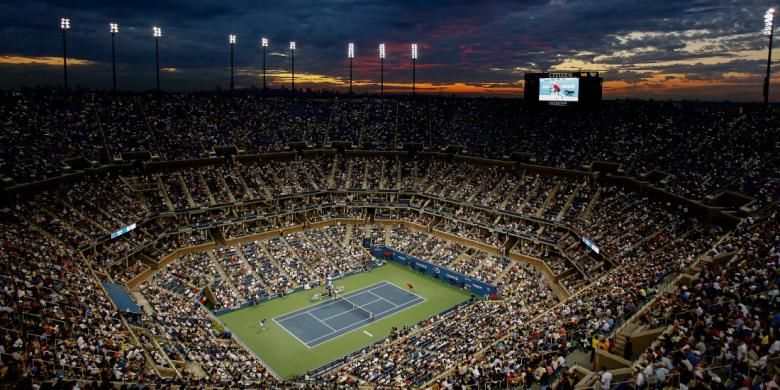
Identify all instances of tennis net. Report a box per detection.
[335,295,374,320]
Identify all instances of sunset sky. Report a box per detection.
[0,0,777,100]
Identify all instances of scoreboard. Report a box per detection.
[524,72,602,108]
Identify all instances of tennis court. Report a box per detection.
[274,281,424,348]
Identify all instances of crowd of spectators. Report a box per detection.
[140,277,276,386]
[631,210,779,389]
[0,217,151,384]
[0,109,776,388]
[2,93,777,209]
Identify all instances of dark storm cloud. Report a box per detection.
[0,0,776,100]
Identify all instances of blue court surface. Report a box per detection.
[274,281,425,348]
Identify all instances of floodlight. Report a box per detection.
[411,43,418,96]
[348,42,355,59]
[261,37,269,94]
[61,18,71,92]
[764,8,775,36]
[153,26,162,38]
[763,7,776,105]
[110,23,118,91]
[290,41,296,93]
[229,34,236,44]
[379,43,386,59]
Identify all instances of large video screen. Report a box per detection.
[539,77,580,102]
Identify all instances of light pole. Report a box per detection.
[110,23,118,92]
[153,26,162,92]
[379,43,386,96]
[348,42,355,94]
[290,41,296,94]
[411,43,418,96]
[763,8,775,105]
[60,18,70,92]
[261,37,268,95]
[229,34,236,91]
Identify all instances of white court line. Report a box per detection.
[318,297,385,322]
[307,312,337,332]
[275,281,428,348]
[383,281,426,301]
[366,290,399,308]
[272,317,314,350]
[304,296,425,346]
[274,280,389,322]
[274,281,390,323]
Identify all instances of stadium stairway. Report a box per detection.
[448,252,473,270]
[257,241,291,280]
[241,249,269,291]
[556,183,582,221]
[232,167,256,198]
[196,171,217,205]
[128,324,182,378]
[535,182,562,218]
[131,290,155,315]
[301,165,322,191]
[216,173,237,203]
[206,251,240,293]
[342,224,355,247]
[266,167,287,190]
[498,170,525,210]
[582,187,602,219]
[168,173,192,209]
[327,155,339,187]
[256,175,274,200]
[155,175,176,211]
[486,171,511,204]
[361,158,371,188]
[210,227,227,247]
[393,157,402,188]
[344,159,354,188]
[383,224,393,245]
[493,259,519,285]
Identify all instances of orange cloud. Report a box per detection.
[237,67,524,94]
[236,68,347,86]
[602,72,772,98]
[0,55,94,66]
[381,82,522,95]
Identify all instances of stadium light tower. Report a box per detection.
[153,26,162,91]
[229,34,236,91]
[411,43,418,96]
[261,37,269,95]
[60,18,70,92]
[763,8,775,105]
[348,42,355,94]
[290,41,296,93]
[379,43,386,96]
[110,23,118,92]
